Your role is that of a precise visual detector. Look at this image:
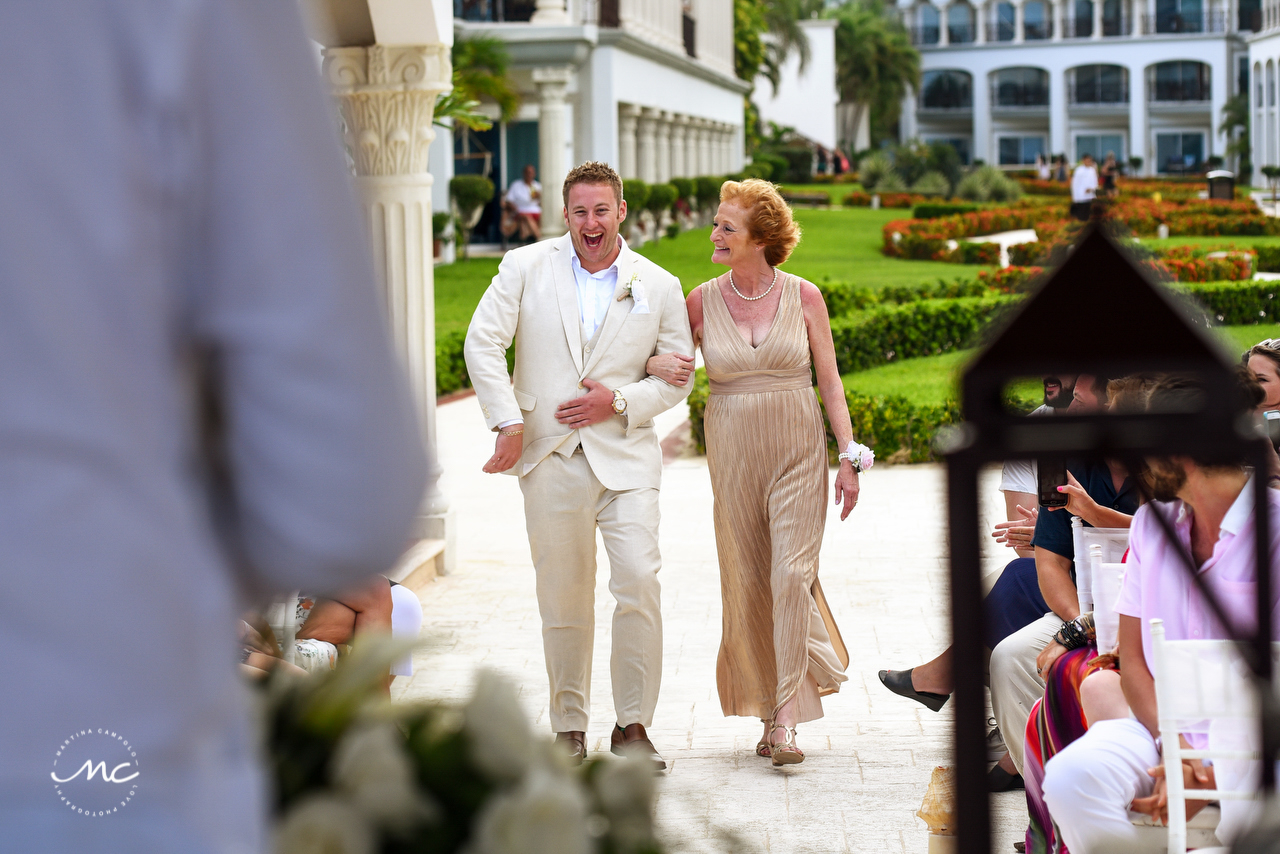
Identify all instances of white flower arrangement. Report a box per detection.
[617,271,642,302]
[259,639,664,854]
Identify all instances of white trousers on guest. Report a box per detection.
[1041,718,1164,854]
[520,450,663,733]
[991,611,1059,773]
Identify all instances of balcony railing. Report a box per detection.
[1068,83,1130,107]
[1140,9,1228,32]
[1024,19,1053,37]
[454,0,536,22]
[909,25,941,44]
[948,22,977,42]
[1147,84,1211,103]
[984,21,1016,40]
[991,89,1050,110]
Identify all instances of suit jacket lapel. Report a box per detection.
[550,235,584,374]
[581,247,635,378]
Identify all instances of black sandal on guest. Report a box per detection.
[877,669,950,713]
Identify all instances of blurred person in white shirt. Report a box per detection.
[1071,153,1099,221]
[504,163,543,241]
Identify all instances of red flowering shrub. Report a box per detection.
[978,266,1045,293]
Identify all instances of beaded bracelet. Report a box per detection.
[1053,612,1096,651]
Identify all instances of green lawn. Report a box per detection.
[1138,236,1280,249]
[435,207,983,336]
[841,323,1280,406]
[636,207,982,295]
[777,182,862,205]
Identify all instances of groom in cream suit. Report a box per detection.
[464,161,693,769]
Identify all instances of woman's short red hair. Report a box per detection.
[719,179,802,267]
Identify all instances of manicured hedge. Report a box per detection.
[1183,280,1280,324]
[828,295,1015,375]
[435,331,515,396]
[843,191,924,208]
[1256,245,1280,273]
[913,203,979,220]
[687,367,962,463]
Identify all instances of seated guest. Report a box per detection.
[882,375,1134,789]
[988,374,1137,789]
[502,164,542,243]
[1041,373,1276,853]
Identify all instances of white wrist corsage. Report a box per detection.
[838,441,874,473]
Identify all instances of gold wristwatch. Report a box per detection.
[612,389,628,415]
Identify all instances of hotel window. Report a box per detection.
[1155,132,1204,173]
[998,136,1046,165]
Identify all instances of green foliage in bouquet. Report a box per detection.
[261,640,664,854]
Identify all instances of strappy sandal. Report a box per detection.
[769,724,804,767]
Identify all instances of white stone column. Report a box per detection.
[686,118,701,176]
[619,104,640,178]
[1092,0,1103,36]
[1129,61,1148,174]
[656,112,673,183]
[531,0,569,24]
[1014,0,1026,40]
[1052,0,1064,38]
[976,0,989,41]
[972,70,990,162]
[938,0,952,43]
[638,107,659,183]
[323,43,455,566]
[722,125,734,172]
[533,66,573,238]
[670,115,687,178]
[1049,66,1069,156]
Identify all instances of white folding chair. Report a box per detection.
[1091,555,1126,655]
[1071,517,1129,615]
[1149,618,1267,854]
[265,592,300,666]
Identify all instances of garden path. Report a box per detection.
[396,396,1028,853]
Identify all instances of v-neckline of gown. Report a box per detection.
[716,272,785,353]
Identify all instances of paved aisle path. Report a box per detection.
[398,397,1026,852]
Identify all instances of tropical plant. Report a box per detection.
[829,0,920,149]
[758,0,824,95]
[1220,92,1251,177]
[956,165,1021,202]
[873,171,907,193]
[911,171,951,197]
[450,174,495,259]
[1262,166,1280,205]
[857,151,894,189]
[436,36,519,133]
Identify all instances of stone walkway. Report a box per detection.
[397,396,1028,852]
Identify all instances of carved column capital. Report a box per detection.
[322,44,452,177]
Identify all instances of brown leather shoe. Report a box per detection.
[555,731,586,766]
[610,723,666,772]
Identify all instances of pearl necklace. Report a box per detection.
[729,267,778,301]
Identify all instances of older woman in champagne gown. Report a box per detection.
[647,179,868,765]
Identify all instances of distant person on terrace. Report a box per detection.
[1071,153,1099,221]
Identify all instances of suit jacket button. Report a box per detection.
[578,382,584,389]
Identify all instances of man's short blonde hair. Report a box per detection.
[719,179,802,267]
[562,161,624,207]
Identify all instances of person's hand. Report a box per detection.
[483,427,524,474]
[555,379,615,428]
[1055,471,1100,519]
[834,463,860,521]
[1131,759,1214,825]
[646,352,695,386]
[1035,640,1067,679]
[992,504,1038,549]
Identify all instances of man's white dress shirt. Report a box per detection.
[1071,164,1099,203]
[571,251,620,341]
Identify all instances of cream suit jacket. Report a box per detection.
[464,234,694,491]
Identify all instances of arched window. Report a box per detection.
[948,2,975,42]
[993,67,1050,107]
[995,1,1016,39]
[1256,62,1265,109]
[921,70,974,109]
[1072,0,1094,36]
[917,4,940,44]
[1069,65,1128,104]
[1024,1,1050,38]
[1269,61,1276,107]
[1150,61,1210,102]
[1101,0,1124,34]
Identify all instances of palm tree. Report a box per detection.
[758,0,825,94]
[1219,92,1251,178]
[435,36,520,132]
[828,0,920,151]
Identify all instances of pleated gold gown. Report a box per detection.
[702,273,850,724]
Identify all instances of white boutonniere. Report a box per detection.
[619,271,650,314]
[617,271,642,301]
